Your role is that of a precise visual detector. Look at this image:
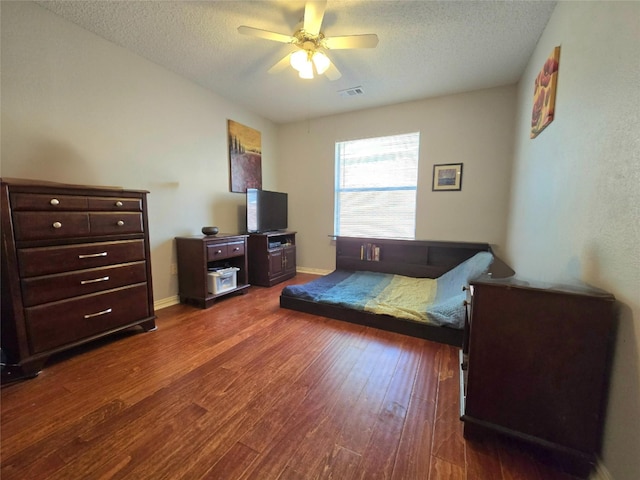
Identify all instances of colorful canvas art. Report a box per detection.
[531,46,561,138]
[228,120,262,192]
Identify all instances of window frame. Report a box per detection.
[334,132,420,239]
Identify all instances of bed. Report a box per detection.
[280,237,514,346]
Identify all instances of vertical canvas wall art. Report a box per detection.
[228,120,262,192]
[531,46,561,138]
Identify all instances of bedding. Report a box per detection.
[281,251,494,329]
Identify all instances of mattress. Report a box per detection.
[281,251,494,329]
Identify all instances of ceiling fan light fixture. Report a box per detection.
[290,49,310,72]
[239,1,377,81]
[298,60,314,79]
[312,51,330,75]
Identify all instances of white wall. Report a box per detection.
[0,1,279,305]
[507,2,640,479]
[278,86,516,272]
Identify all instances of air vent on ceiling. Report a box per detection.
[338,86,365,97]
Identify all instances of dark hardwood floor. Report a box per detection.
[1,274,578,479]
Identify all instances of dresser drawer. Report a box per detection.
[88,197,142,211]
[11,193,88,211]
[25,283,150,354]
[207,243,229,261]
[21,261,148,307]
[18,240,146,277]
[89,212,143,235]
[13,212,90,240]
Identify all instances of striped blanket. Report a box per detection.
[281,251,493,329]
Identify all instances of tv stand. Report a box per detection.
[248,231,296,287]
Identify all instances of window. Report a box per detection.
[334,132,420,239]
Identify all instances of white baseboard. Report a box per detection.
[154,295,180,311]
[296,266,333,276]
[590,460,613,480]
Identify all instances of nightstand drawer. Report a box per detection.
[18,239,146,277]
[227,241,245,257]
[21,261,147,307]
[207,243,229,260]
[25,283,150,354]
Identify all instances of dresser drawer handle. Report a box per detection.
[52,221,62,229]
[115,201,123,207]
[78,252,108,259]
[50,198,60,206]
[117,220,125,226]
[232,247,240,252]
[216,250,222,254]
[84,308,112,319]
[80,276,110,285]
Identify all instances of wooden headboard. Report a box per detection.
[335,237,514,279]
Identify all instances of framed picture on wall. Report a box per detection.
[228,119,262,193]
[432,163,463,191]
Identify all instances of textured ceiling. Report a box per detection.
[37,0,557,124]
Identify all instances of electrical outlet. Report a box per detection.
[170,263,178,275]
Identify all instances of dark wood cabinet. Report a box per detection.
[1,178,156,381]
[175,233,249,308]
[460,277,617,477]
[247,231,296,287]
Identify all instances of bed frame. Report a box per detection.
[280,236,514,346]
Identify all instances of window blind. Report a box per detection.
[334,132,420,239]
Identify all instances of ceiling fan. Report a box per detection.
[238,0,378,80]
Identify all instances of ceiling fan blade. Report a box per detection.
[268,53,293,74]
[238,26,294,44]
[324,61,342,81]
[324,34,379,50]
[303,0,327,36]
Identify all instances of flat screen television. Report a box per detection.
[246,189,288,233]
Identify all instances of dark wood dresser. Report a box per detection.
[460,277,617,477]
[1,178,156,381]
